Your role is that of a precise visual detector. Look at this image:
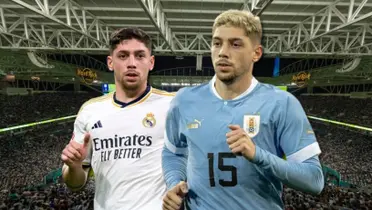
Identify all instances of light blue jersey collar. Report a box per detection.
[210,75,259,100]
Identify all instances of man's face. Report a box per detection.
[211,25,261,84]
[107,38,154,91]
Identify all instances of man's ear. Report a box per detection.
[149,55,155,72]
[107,56,114,71]
[252,44,263,63]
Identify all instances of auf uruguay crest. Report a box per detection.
[142,112,156,128]
[243,115,260,138]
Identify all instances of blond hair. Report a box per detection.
[212,10,262,43]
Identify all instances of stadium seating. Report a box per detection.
[298,95,372,127]
[0,92,100,128]
[0,94,371,209]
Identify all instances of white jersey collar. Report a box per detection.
[210,75,259,100]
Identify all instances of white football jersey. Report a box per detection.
[72,86,174,210]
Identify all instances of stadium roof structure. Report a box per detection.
[0,0,371,58]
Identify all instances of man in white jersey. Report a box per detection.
[61,27,174,210]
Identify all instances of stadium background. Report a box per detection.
[0,0,372,209]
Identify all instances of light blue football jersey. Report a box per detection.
[164,76,321,210]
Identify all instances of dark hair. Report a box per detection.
[109,28,152,54]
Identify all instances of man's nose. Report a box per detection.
[127,55,136,69]
[218,44,229,58]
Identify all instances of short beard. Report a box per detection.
[116,76,142,92]
[217,73,237,85]
[121,81,140,91]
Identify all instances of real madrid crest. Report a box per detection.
[143,112,156,128]
[243,114,260,138]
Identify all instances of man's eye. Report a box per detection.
[233,43,242,47]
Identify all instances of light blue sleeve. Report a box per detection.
[252,146,324,194]
[277,93,321,162]
[251,92,324,194]
[162,91,188,189]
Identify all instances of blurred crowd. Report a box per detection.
[298,95,372,127]
[283,122,372,210]
[0,123,72,190]
[0,122,95,210]
[0,93,371,209]
[0,92,99,128]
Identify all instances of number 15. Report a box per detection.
[208,152,238,187]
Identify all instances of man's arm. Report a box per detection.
[62,164,90,191]
[162,146,187,189]
[162,92,188,189]
[62,106,93,191]
[253,93,324,195]
[252,148,324,194]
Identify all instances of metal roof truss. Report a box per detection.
[0,0,371,58]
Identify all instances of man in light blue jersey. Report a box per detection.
[161,9,324,210]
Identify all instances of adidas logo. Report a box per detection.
[92,120,103,129]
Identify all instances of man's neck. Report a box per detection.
[115,84,148,103]
[215,72,252,100]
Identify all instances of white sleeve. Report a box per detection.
[73,106,92,166]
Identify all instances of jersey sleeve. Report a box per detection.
[72,105,92,167]
[277,93,321,163]
[164,90,188,155]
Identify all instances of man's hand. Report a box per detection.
[226,124,256,161]
[61,133,90,169]
[162,181,188,210]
